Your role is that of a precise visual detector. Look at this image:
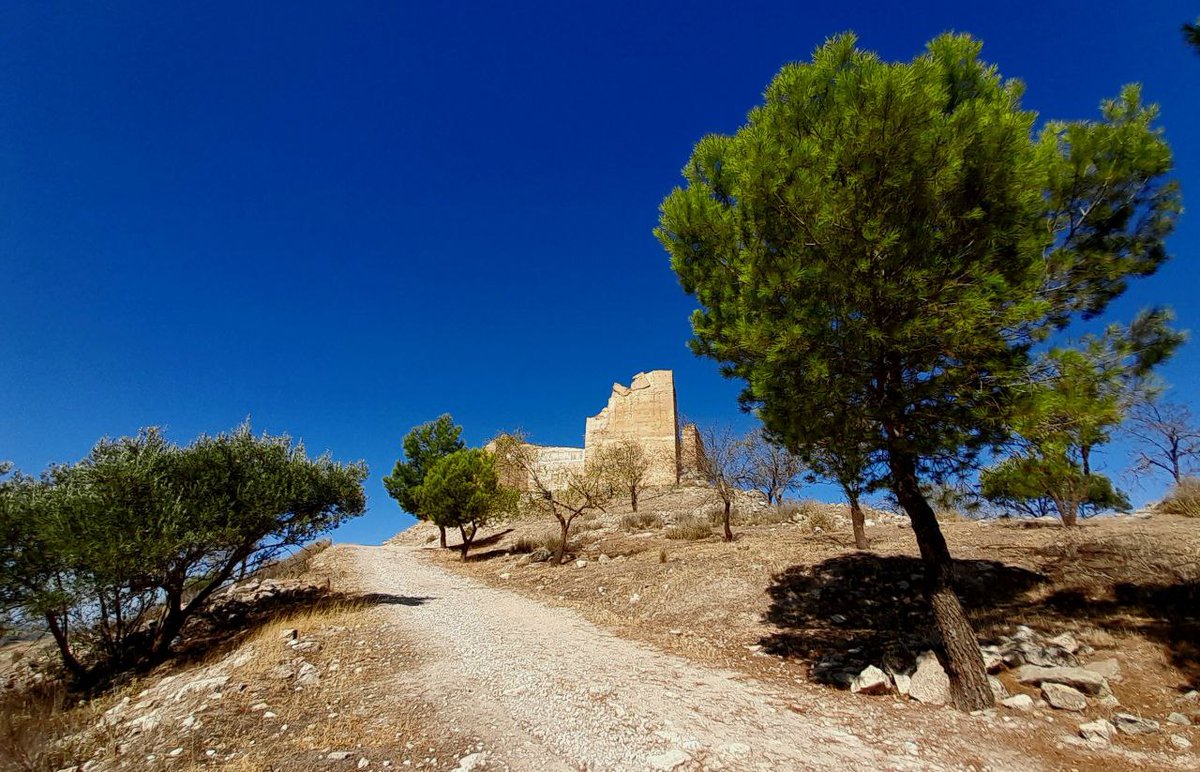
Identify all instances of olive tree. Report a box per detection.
[697,425,751,542]
[0,426,366,685]
[594,439,653,512]
[744,427,805,506]
[657,34,1178,709]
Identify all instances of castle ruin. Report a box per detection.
[512,370,705,490]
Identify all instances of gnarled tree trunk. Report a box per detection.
[888,449,992,711]
[722,498,733,541]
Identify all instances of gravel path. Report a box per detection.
[336,544,998,771]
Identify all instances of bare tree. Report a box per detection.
[1127,397,1200,484]
[594,439,653,512]
[744,427,806,505]
[698,425,751,541]
[491,433,613,565]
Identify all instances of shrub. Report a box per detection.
[511,528,563,554]
[801,505,837,533]
[1158,477,1200,517]
[621,511,664,531]
[666,515,712,540]
[736,503,793,526]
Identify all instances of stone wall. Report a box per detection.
[584,370,680,487]
[678,423,708,484]
[500,369,708,492]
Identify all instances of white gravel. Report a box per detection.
[333,543,984,771]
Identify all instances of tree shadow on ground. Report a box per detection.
[761,551,1200,691]
[173,588,433,669]
[759,554,1046,685]
[1036,582,1200,691]
[444,528,515,562]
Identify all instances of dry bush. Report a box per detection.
[1157,477,1200,518]
[736,503,794,526]
[934,507,968,523]
[666,515,713,541]
[621,511,664,531]
[801,506,837,533]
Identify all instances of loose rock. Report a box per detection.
[1113,713,1160,736]
[850,665,891,695]
[1001,694,1034,711]
[908,651,950,706]
[1078,719,1115,744]
[1042,683,1087,712]
[1014,665,1108,695]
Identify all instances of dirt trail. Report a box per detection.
[331,543,1035,771]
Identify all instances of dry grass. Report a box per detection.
[0,681,111,772]
[512,527,565,555]
[621,511,664,531]
[1157,477,1200,517]
[253,539,333,582]
[666,515,713,541]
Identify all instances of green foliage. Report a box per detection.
[416,448,514,558]
[982,310,1176,524]
[655,32,1178,710]
[383,415,465,518]
[656,33,1178,492]
[980,455,1128,521]
[1185,18,1200,53]
[0,425,366,685]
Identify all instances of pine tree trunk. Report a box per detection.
[723,499,733,541]
[888,449,992,711]
[849,492,869,550]
[438,525,447,549]
[459,524,475,560]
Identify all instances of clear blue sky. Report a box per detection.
[3,2,1198,544]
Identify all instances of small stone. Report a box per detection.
[575,559,588,568]
[908,651,950,706]
[1079,719,1115,744]
[295,661,321,688]
[648,749,690,770]
[1114,712,1161,736]
[629,593,641,604]
[328,751,354,760]
[1171,734,1193,750]
[1042,683,1088,712]
[829,613,848,624]
[851,665,892,695]
[989,676,1008,700]
[1166,712,1190,725]
[893,674,911,696]
[250,702,269,711]
[498,572,511,580]
[598,554,611,563]
[358,758,370,769]
[168,748,183,757]
[263,711,277,719]
[1001,694,1034,711]
[528,548,552,563]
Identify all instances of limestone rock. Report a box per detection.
[1171,734,1193,750]
[1166,712,1190,726]
[454,752,487,772]
[1082,657,1122,682]
[1078,719,1115,744]
[850,665,892,695]
[1014,665,1108,695]
[989,676,1008,700]
[1046,633,1080,654]
[575,559,588,569]
[1113,713,1160,736]
[908,651,950,706]
[648,749,691,770]
[1001,694,1035,711]
[528,549,553,563]
[893,674,911,697]
[1042,683,1087,712]
[295,661,321,688]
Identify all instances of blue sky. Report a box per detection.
[3,2,1198,544]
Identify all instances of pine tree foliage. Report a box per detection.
[416,448,514,560]
[384,415,466,547]
[656,33,1179,711]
